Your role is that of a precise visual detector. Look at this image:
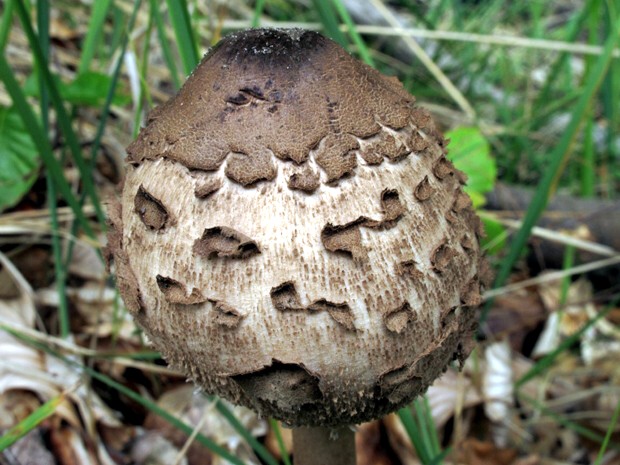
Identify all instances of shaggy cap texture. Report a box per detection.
[107,28,488,427]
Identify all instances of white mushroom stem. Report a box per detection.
[293,426,356,465]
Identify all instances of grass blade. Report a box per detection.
[213,398,279,465]
[78,0,113,73]
[0,392,68,451]
[62,0,142,272]
[581,117,596,196]
[311,0,348,47]
[268,419,292,465]
[398,406,432,463]
[252,0,267,28]
[0,55,96,239]
[37,0,70,338]
[0,0,15,52]
[413,398,437,461]
[13,0,106,228]
[151,0,181,89]
[88,0,141,171]
[82,366,247,465]
[593,399,620,465]
[483,10,620,322]
[133,1,155,136]
[165,0,199,76]
[535,0,599,116]
[518,392,612,445]
[330,0,375,66]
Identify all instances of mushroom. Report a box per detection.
[106,28,487,465]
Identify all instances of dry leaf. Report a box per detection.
[452,438,518,465]
[426,367,482,429]
[144,385,266,465]
[131,431,188,465]
[483,340,514,447]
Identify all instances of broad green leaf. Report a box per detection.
[446,126,496,207]
[24,71,129,106]
[0,106,39,212]
[480,216,507,255]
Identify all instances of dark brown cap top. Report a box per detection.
[126,28,415,186]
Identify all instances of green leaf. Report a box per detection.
[480,216,507,255]
[445,126,496,207]
[0,392,66,451]
[24,71,129,106]
[0,106,39,212]
[63,71,129,106]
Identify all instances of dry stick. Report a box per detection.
[293,426,356,465]
[483,255,620,300]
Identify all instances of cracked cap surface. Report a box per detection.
[106,28,488,427]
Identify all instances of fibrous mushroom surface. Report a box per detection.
[107,28,486,427]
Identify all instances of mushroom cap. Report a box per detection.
[107,29,486,427]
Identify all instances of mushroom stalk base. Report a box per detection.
[293,426,356,465]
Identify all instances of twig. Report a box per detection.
[483,256,620,300]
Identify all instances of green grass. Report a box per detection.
[1,1,619,463]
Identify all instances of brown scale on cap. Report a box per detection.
[134,186,173,231]
[213,301,245,328]
[320,189,406,258]
[107,28,488,427]
[270,282,357,331]
[156,275,206,305]
[414,176,434,201]
[193,175,222,199]
[383,302,415,334]
[193,226,260,259]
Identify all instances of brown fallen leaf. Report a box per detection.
[452,438,518,465]
[143,385,265,465]
[484,289,547,352]
[356,420,398,465]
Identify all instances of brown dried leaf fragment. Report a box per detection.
[194,227,260,259]
[156,275,206,304]
[134,185,173,231]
